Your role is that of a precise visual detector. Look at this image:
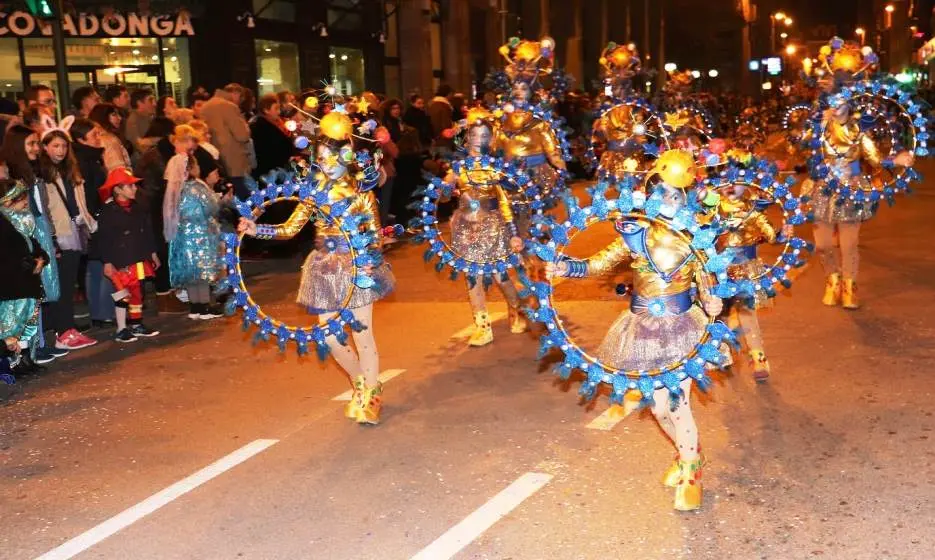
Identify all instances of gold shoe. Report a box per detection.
[344,376,366,420]
[749,349,770,383]
[468,311,493,347]
[821,273,842,306]
[356,382,383,425]
[509,306,528,334]
[673,457,704,511]
[841,278,860,310]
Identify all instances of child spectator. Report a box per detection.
[0,179,47,388]
[96,167,160,343]
[169,152,224,320]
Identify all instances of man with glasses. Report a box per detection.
[24,85,57,118]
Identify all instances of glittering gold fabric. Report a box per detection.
[267,174,382,241]
[495,110,565,201]
[596,306,708,370]
[296,242,395,313]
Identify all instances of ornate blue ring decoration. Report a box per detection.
[782,102,814,145]
[804,79,926,207]
[222,170,383,358]
[521,180,739,404]
[588,96,669,183]
[702,158,813,301]
[408,155,541,285]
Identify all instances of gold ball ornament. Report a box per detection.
[653,150,697,190]
[304,96,319,109]
[319,111,353,141]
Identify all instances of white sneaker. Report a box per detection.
[176,289,189,303]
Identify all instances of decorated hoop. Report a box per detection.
[223,172,383,358]
[702,159,812,301]
[666,100,716,138]
[805,79,926,207]
[782,102,814,144]
[409,155,541,284]
[521,182,738,404]
[588,96,669,181]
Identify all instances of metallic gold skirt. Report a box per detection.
[596,305,708,371]
[296,238,395,313]
[450,203,511,263]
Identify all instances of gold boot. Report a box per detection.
[356,382,383,425]
[749,349,770,383]
[673,457,704,511]
[344,376,366,420]
[509,306,528,334]
[822,273,842,306]
[468,311,493,347]
[841,278,860,310]
[662,460,680,488]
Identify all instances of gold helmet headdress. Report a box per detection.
[499,36,555,86]
[599,42,641,82]
[816,37,878,79]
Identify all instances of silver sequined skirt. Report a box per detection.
[728,257,772,310]
[810,191,874,224]
[596,305,709,371]
[296,238,395,313]
[450,203,511,263]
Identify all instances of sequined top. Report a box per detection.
[586,218,708,299]
[447,167,515,222]
[494,110,566,169]
[821,116,883,170]
[266,173,381,246]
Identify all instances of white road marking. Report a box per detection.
[332,369,407,401]
[410,472,553,560]
[587,407,626,431]
[35,439,279,560]
[450,311,507,340]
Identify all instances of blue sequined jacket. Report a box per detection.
[169,179,221,287]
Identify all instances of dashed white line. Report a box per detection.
[450,311,507,340]
[35,439,279,560]
[332,368,407,401]
[586,407,626,431]
[409,472,553,560]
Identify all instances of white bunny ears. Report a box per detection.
[39,114,75,142]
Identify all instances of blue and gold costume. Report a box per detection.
[169,179,222,288]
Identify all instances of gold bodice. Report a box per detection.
[449,167,514,222]
[821,115,883,168]
[719,198,777,248]
[267,174,381,240]
[494,110,566,169]
[586,219,701,298]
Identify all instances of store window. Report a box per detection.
[329,47,365,96]
[256,39,300,96]
[162,38,191,103]
[0,40,23,100]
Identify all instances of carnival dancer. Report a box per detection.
[493,36,568,220]
[590,43,666,178]
[238,111,395,425]
[546,149,724,511]
[659,71,715,156]
[802,40,916,309]
[441,107,527,346]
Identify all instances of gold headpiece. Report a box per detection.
[599,42,641,81]
[0,179,28,205]
[464,106,495,127]
[319,111,353,142]
[817,37,878,78]
[664,70,695,95]
[499,36,555,85]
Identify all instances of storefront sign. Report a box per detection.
[0,11,194,37]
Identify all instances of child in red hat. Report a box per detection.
[97,167,161,343]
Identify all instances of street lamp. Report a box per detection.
[784,17,793,26]
[884,3,895,28]
[785,44,797,56]
[780,32,788,40]
[884,4,895,12]
[708,69,718,78]
[691,69,701,78]
[664,62,677,72]
[855,27,865,45]
[771,11,790,53]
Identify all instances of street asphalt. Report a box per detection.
[1,159,934,560]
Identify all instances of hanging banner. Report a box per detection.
[0,11,195,37]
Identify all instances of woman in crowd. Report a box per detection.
[376,99,403,226]
[88,103,131,172]
[250,93,295,179]
[403,94,433,149]
[70,118,115,327]
[39,122,99,350]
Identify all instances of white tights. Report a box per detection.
[650,379,699,461]
[813,221,861,280]
[319,305,380,386]
[467,277,520,313]
[728,305,764,351]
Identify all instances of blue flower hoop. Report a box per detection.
[222,169,384,359]
[587,96,669,182]
[702,158,813,302]
[521,180,739,405]
[408,155,542,286]
[805,79,927,208]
